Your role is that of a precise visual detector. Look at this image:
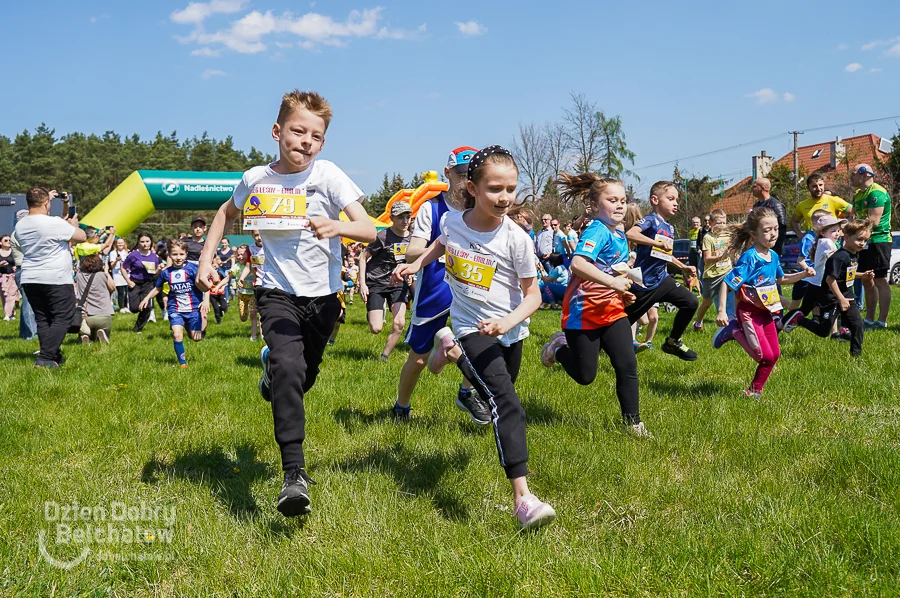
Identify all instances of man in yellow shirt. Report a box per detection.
[791,173,849,235]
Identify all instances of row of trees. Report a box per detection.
[0,124,276,238]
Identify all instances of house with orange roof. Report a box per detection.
[712,133,893,217]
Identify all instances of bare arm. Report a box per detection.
[405,236,428,262]
[477,276,542,337]
[570,255,632,293]
[778,265,815,285]
[392,238,445,281]
[790,212,804,237]
[865,206,884,228]
[625,225,668,249]
[197,200,241,290]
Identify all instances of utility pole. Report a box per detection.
[791,130,803,205]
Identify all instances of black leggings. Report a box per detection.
[796,283,821,315]
[128,280,155,332]
[555,318,640,424]
[455,334,528,480]
[798,300,864,356]
[626,276,698,341]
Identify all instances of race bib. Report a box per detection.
[393,242,409,262]
[650,234,673,262]
[444,245,497,301]
[243,191,309,230]
[141,261,157,274]
[845,263,857,286]
[756,284,782,313]
[714,259,731,271]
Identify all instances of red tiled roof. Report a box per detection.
[711,133,891,216]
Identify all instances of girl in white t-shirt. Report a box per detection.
[394,146,555,531]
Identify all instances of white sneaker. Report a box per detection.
[97,329,110,344]
[628,421,654,439]
[514,494,556,531]
[149,311,157,323]
[120,307,131,313]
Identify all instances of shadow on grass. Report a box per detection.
[524,399,567,426]
[645,377,731,398]
[141,444,274,520]
[333,406,392,432]
[2,350,37,360]
[325,346,374,362]
[235,355,261,369]
[336,443,471,521]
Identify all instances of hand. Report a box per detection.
[839,297,850,312]
[309,216,341,239]
[49,189,59,200]
[66,213,80,228]
[195,263,216,292]
[623,291,636,306]
[803,265,815,277]
[200,302,210,316]
[860,270,875,288]
[610,276,632,294]
[359,283,369,303]
[138,299,148,311]
[0,260,7,267]
[478,317,511,337]
[685,266,697,279]
[716,311,729,327]
[392,263,419,284]
[127,280,135,289]
[657,237,673,251]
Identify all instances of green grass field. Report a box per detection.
[2,291,900,596]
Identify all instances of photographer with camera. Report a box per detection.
[15,187,86,368]
[74,225,116,263]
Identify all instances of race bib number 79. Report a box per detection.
[444,245,497,300]
[243,192,310,230]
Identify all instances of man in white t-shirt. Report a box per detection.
[16,187,87,367]
[197,90,376,518]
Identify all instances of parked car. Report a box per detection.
[780,231,802,273]
[890,232,900,285]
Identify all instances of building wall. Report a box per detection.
[0,195,64,235]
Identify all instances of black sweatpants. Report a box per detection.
[210,295,227,323]
[795,283,821,316]
[256,288,342,471]
[129,280,155,332]
[625,276,698,340]
[454,334,528,480]
[555,318,640,424]
[22,283,75,364]
[798,300,864,356]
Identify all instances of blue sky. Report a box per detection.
[2,0,899,198]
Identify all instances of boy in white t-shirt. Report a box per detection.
[197,90,376,517]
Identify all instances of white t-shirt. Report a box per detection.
[440,211,537,346]
[411,195,461,241]
[15,214,78,284]
[111,249,129,286]
[232,160,365,297]
[808,238,837,287]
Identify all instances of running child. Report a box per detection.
[539,173,651,438]
[359,201,412,361]
[712,207,815,398]
[784,219,874,356]
[196,89,376,517]
[783,212,841,326]
[394,146,555,530]
[208,255,230,324]
[625,181,699,360]
[624,203,656,353]
[391,147,485,424]
[139,240,210,367]
[237,230,265,341]
[790,209,830,310]
[692,209,733,330]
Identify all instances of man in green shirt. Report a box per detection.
[850,163,892,329]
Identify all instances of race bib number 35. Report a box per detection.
[444,246,497,300]
[650,234,674,262]
[243,192,309,230]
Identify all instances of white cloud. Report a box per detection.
[455,20,487,36]
[862,36,900,51]
[783,92,795,102]
[746,88,778,104]
[887,42,900,57]
[171,0,247,25]
[844,62,863,72]
[201,68,227,79]
[89,13,110,24]
[172,5,423,54]
[191,47,220,57]
[870,67,882,73]
[835,43,848,51]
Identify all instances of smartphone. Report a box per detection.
[68,203,76,218]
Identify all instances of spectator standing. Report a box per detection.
[15,187,87,367]
[750,178,787,255]
[0,235,18,320]
[75,254,116,344]
[108,237,130,312]
[535,213,555,271]
[850,163,892,329]
[10,210,37,339]
[216,238,235,300]
[688,216,702,270]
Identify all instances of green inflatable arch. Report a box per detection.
[81,171,241,236]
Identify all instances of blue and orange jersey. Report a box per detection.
[561,220,630,330]
[156,262,204,313]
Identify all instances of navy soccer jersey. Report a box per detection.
[632,212,675,290]
[156,262,204,313]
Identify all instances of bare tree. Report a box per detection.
[563,92,603,173]
[544,121,569,180]
[509,122,551,199]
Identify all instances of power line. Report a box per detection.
[633,115,900,172]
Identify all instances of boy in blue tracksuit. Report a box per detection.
[390,147,489,424]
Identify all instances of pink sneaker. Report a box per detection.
[540,331,567,367]
[428,327,457,375]
[514,494,556,531]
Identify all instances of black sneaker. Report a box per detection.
[277,467,314,516]
[455,387,491,425]
[391,402,411,422]
[661,338,698,361]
